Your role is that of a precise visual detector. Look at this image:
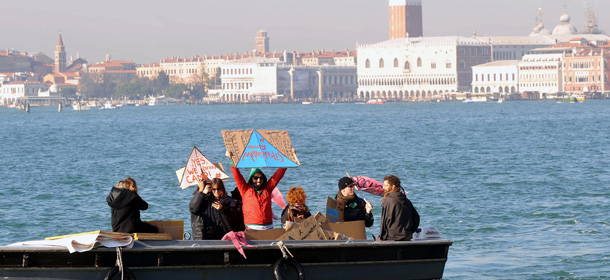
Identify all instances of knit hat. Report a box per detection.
[248,168,264,181]
[338,177,354,190]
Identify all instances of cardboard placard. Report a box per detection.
[177,146,229,189]
[325,197,344,223]
[278,216,327,241]
[144,220,184,240]
[324,220,367,240]
[133,233,172,240]
[221,130,300,168]
[243,228,286,240]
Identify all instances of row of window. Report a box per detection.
[359,77,456,86]
[223,82,254,90]
[223,68,253,75]
[475,73,517,82]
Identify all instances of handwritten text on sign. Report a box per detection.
[184,156,223,184]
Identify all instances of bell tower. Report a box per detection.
[54,33,66,73]
[389,0,423,39]
[255,30,269,54]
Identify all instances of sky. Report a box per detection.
[2,0,609,64]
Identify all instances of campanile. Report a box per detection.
[389,0,423,39]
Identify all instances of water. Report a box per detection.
[1,101,609,279]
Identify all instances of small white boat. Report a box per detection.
[149,96,177,106]
[365,99,386,104]
[100,101,118,110]
[302,101,313,105]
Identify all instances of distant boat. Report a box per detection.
[302,101,313,105]
[365,99,386,104]
[72,101,90,111]
[100,101,118,110]
[149,96,177,106]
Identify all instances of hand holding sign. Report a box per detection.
[177,146,230,189]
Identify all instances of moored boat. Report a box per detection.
[365,99,386,104]
[0,239,452,279]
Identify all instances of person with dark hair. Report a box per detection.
[106,177,158,233]
[226,150,288,230]
[189,178,245,240]
[281,186,311,226]
[336,177,374,227]
[379,175,420,241]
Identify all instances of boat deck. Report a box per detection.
[0,239,452,279]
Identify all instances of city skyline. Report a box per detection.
[3,0,610,64]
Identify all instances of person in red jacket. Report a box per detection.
[226,150,288,230]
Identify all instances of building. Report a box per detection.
[88,54,136,84]
[0,81,56,106]
[54,34,67,74]
[471,60,520,96]
[255,30,269,54]
[389,0,423,39]
[562,40,610,96]
[212,55,357,102]
[357,36,491,101]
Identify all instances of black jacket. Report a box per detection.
[380,191,420,241]
[189,192,245,240]
[336,193,374,227]
[106,187,158,233]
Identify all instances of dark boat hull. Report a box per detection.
[0,239,452,279]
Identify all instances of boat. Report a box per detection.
[71,101,90,111]
[100,101,118,110]
[365,99,386,104]
[0,238,452,279]
[149,96,177,106]
[302,101,313,105]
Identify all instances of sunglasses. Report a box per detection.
[252,176,264,180]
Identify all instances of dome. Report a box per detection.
[530,22,551,36]
[552,12,578,35]
[49,84,59,93]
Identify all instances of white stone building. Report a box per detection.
[0,81,63,106]
[518,51,564,98]
[357,36,491,101]
[471,60,520,94]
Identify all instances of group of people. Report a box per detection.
[107,154,420,241]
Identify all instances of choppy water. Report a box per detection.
[1,101,609,279]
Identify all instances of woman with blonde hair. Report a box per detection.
[281,186,311,225]
[106,177,158,233]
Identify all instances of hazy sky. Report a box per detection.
[3,0,609,64]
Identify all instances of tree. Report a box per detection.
[164,83,188,99]
[153,71,170,95]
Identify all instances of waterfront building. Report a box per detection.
[562,41,610,96]
[471,60,520,96]
[0,81,52,106]
[518,50,564,99]
[389,0,423,39]
[212,55,357,102]
[357,36,491,101]
[87,55,136,84]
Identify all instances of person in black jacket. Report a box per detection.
[189,178,245,240]
[379,175,419,241]
[106,177,158,233]
[335,177,374,227]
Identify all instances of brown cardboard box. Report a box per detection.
[243,228,286,240]
[323,220,367,240]
[278,216,327,241]
[325,197,344,223]
[144,220,184,240]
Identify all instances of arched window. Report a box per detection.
[404,61,410,70]
[379,58,384,68]
[417,58,422,67]
[394,58,399,68]
[365,59,370,68]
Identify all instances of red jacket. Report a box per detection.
[230,165,287,226]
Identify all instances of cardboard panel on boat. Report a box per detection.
[325,197,344,223]
[133,233,172,240]
[243,228,286,240]
[144,220,184,240]
[321,220,367,240]
[278,216,327,241]
[45,231,131,240]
